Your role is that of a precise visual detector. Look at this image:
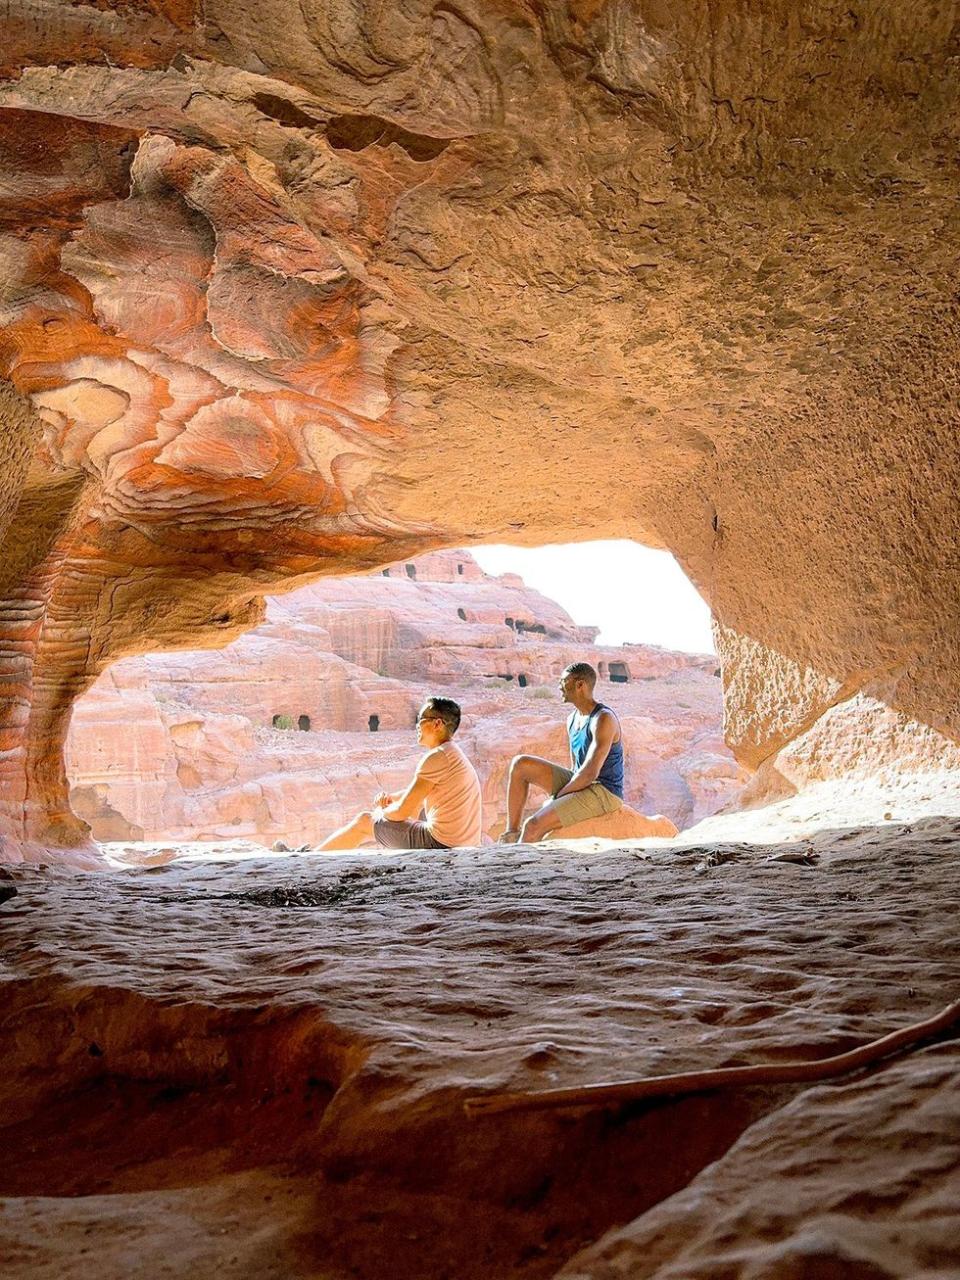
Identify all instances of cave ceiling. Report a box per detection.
[1,1,959,851]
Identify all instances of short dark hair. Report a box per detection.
[421,696,461,735]
[564,662,597,687]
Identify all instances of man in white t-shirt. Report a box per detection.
[317,697,483,851]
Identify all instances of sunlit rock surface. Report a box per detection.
[65,551,738,843]
[684,686,960,846]
[1,2,959,857]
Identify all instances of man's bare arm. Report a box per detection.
[381,773,434,822]
[556,712,617,797]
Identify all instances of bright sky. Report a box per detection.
[471,541,715,654]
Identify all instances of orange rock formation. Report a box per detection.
[1,7,959,1274]
[1,3,958,859]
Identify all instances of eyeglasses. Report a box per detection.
[417,715,443,725]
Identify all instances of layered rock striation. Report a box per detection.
[1,2,959,858]
[3,10,959,1271]
[66,551,741,844]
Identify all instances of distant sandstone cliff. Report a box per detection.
[66,551,746,844]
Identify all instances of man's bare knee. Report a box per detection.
[345,811,374,839]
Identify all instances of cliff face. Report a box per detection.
[1,2,959,859]
[66,550,741,843]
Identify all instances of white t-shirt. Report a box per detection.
[415,742,483,848]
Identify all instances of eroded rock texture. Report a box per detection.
[1,824,958,1277]
[0,3,958,855]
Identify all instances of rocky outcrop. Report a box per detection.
[66,551,741,844]
[1,4,959,858]
[687,680,960,844]
[550,807,679,842]
[557,1038,960,1280]
[1,821,957,1278]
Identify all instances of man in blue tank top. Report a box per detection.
[500,661,625,843]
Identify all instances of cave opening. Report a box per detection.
[48,533,960,965]
[61,541,725,852]
[3,18,960,1276]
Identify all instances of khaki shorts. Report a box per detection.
[548,764,623,828]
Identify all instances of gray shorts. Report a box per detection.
[373,817,448,851]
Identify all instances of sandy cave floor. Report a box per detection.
[1,824,959,1280]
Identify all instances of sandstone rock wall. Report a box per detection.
[0,3,958,858]
[66,551,743,844]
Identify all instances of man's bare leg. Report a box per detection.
[505,755,560,836]
[317,810,375,852]
[520,798,565,844]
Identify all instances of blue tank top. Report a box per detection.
[567,703,624,798]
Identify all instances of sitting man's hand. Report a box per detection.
[373,791,392,810]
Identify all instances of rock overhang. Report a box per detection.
[0,1,958,856]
